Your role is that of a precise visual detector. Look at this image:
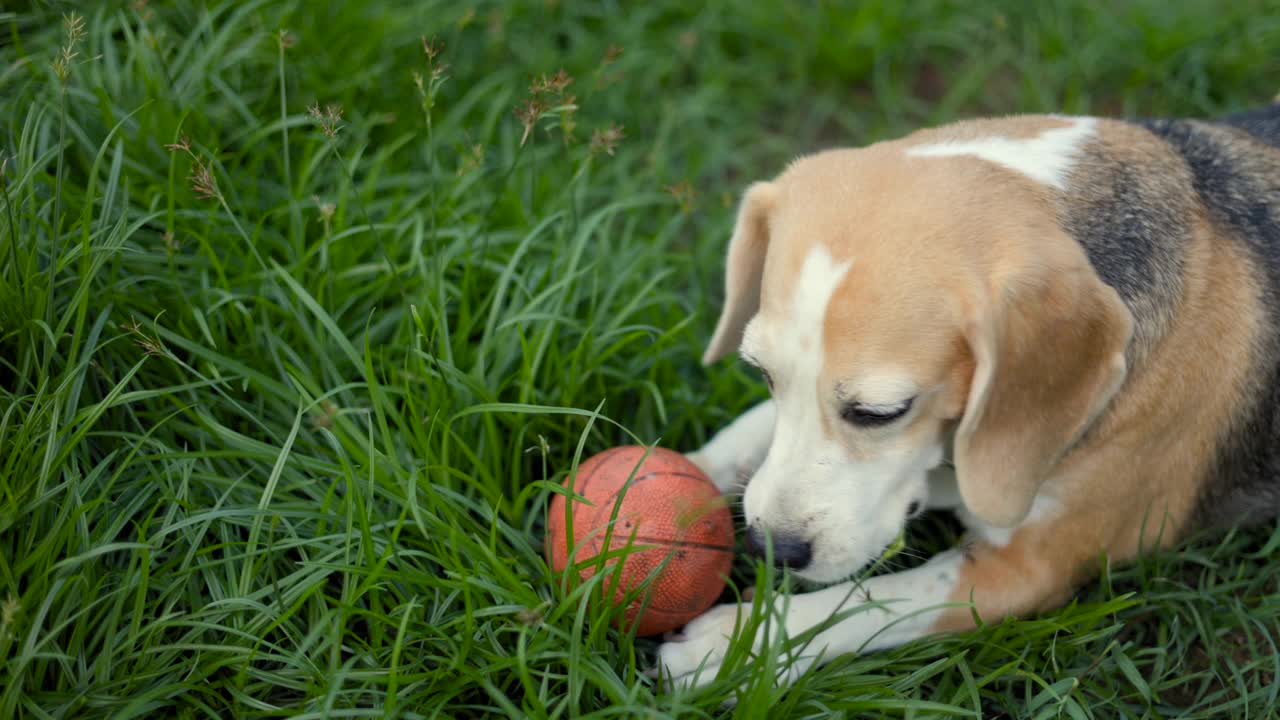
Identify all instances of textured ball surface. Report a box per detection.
[546,445,734,636]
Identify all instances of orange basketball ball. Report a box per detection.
[546,445,734,636]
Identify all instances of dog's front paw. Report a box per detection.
[649,601,817,694]
[651,603,742,690]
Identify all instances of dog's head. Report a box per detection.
[705,118,1133,582]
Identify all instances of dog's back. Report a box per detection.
[1118,105,1280,529]
[1219,102,1280,148]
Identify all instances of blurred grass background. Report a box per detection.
[1,0,1279,717]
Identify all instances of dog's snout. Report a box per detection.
[745,525,813,569]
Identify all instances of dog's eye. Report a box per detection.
[840,398,914,427]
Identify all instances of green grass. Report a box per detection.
[2,0,1279,717]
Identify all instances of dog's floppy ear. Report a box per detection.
[954,259,1133,528]
[703,182,779,364]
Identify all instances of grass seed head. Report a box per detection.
[590,124,625,157]
[163,133,191,153]
[163,135,221,201]
[515,98,547,146]
[422,36,442,61]
[124,318,167,358]
[532,69,573,97]
[188,158,219,200]
[51,12,87,82]
[309,103,344,139]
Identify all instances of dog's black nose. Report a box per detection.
[745,525,812,569]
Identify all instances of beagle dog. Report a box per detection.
[654,104,1280,689]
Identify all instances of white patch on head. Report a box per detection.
[743,244,853,381]
[743,243,852,485]
[785,246,854,359]
[905,117,1096,190]
[741,245,946,583]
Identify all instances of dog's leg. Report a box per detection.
[687,399,775,495]
[654,524,1086,691]
[653,550,965,689]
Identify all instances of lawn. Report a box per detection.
[2,0,1279,717]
